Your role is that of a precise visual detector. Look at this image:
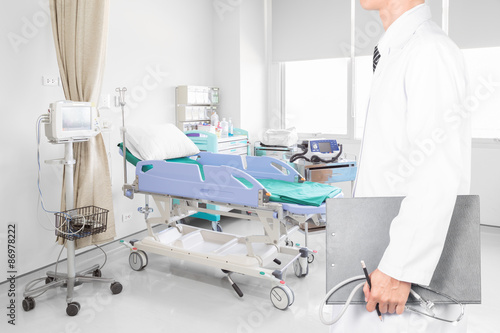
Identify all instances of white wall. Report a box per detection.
[212,0,268,144]
[0,0,214,276]
[239,0,268,143]
[212,0,241,128]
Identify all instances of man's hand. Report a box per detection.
[363,269,411,315]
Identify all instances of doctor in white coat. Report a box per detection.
[335,0,471,332]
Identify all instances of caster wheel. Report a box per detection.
[129,251,148,271]
[212,223,223,232]
[92,269,102,277]
[110,282,123,295]
[285,240,294,247]
[66,302,80,316]
[293,259,308,278]
[45,276,54,284]
[22,297,35,311]
[289,288,295,306]
[308,253,315,263]
[270,286,293,310]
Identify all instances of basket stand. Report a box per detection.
[23,141,122,316]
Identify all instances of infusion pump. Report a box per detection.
[44,100,100,143]
[290,139,342,164]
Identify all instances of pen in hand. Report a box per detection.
[361,260,383,322]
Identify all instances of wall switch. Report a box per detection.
[42,76,59,86]
[122,213,132,223]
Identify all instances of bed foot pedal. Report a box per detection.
[226,273,243,297]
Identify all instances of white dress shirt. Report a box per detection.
[330,5,470,332]
[354,4,471,286]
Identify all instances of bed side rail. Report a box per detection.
[136,160,270,207]
[243,155,302,182]
[196,152,303,183]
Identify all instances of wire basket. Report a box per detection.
[55,206,109,241]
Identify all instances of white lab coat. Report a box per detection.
[332,4,471,332]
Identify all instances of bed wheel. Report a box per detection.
[293,257,308,278]
[129,251,148,271]
[270,285,294,310]
[308,253,315,263]
[285,239,294,247]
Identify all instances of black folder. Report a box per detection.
[325,195,481,305]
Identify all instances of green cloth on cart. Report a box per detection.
[119,143,341,206]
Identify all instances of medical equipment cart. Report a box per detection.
[23,105,122,316]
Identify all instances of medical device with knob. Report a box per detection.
[290,139,343,164]
[23,101,122,316]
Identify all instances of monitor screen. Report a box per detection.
[318,141,332,153]
[62,106,92,131]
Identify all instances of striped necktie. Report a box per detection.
[373,45,380,73]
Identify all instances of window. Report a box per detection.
[283,58,349,136]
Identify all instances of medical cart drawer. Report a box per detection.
[218,146,248,155]
[218,137,249,150]
[304,162,357,184]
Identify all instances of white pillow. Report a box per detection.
[125,123,200,160]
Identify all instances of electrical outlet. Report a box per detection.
[122,213,132,223]
[42,76,59,86]
[100,94,111,109]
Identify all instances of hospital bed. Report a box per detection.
[118,144,342,310]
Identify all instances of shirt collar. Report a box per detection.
[377,4,432,55]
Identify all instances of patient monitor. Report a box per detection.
[45,100,99,142]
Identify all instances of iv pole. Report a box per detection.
[116,87,128,185]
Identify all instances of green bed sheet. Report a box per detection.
[119,143,340,206]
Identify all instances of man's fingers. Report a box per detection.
[396,303,406,315]
[387,303,397,314]
[365,299,377,312]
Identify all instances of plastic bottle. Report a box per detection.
[210,111,219,131]
[228,118,233,136]
[220,118,229,138]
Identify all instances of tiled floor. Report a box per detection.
[1,219,498,333]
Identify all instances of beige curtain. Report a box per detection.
[50,0,115,248]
